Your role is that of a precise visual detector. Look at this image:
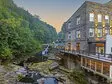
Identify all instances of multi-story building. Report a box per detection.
[59,1,112,83]
[64,0,112,55]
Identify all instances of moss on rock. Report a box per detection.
[28,60,53,75]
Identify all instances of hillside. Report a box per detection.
[58,24,65,40]
[0,0,57,62]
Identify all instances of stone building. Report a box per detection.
[63,0,112,55]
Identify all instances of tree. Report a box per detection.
[0,0,57,62]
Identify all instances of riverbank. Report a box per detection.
[0,64,22,84]
[28,60,70,84]
[0,48,87,84]
[26,48,75,84]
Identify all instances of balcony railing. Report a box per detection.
[60,49,112,62]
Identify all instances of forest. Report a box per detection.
[0,0,57,62]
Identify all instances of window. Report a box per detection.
[105,29,109,35]
[98,14,102,22]
[68,35,71,39]
[89,29,94,37]
[76,17,80,25]
[68,32,71,34]
[110,28,112,35]
[68,32,71,39]
[89,13,94,22]
[68,36,71,39]
[103,63,110,76]
[76,31,80,38]
[96,61,102,73]
[111,47,112,52]
[68,22,71,29]
[105,15,109,23]
[97,29,102,37]
[99,47,104,54]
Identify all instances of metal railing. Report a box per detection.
[60,49,112,62]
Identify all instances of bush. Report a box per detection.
[68,69,88,84]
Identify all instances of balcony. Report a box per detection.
[60,49,112,63]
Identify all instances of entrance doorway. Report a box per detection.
[96,43,104,55]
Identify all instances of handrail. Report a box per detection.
[59,49,112,62]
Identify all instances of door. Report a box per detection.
[96,43,104,55]
[99,47,104,54]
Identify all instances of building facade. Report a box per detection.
[64,0,112,55]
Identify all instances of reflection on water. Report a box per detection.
[37,77,58,84]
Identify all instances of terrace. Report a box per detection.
[60,49,112,63]
[60,49,112,81]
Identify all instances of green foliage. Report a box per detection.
[19,76,35,83]
[58,23,65,40]
[58,31,65,40]
[0,0,57,62]
[30,16,57,43]
[68,69,88,84]
[17,74,24,81]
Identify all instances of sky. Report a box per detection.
[14,0,110,32]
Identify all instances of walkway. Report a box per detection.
[61,50,112,63]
